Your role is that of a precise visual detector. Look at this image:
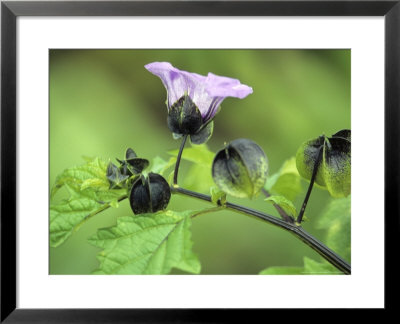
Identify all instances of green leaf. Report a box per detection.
[259,257,341,275]
[210,186,226,205]
[109,200,120,208]
[265,157,303,201]
[150,156,176,177]
[51,157,110,198]
[265,195,297,217]
[50,157,127,247]
[259,267,305,275]
[88,209,203,274]
[184,163,214,193]
[168,144,214,167]
[317,196,351,262]
[303,257,340,274]
[168,144,215,193]
[50,184,126,247]
[81,178,109,191]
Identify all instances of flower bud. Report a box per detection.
[167,95,203,136]
[129,172,171,214]
[212,139,269,199]
[296,129,351,198]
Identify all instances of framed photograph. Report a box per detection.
[1,0,398,321]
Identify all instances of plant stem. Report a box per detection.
[172,186,351,274]
[262,188,295,224]
[297,146,323,224]
[173,134,188,186]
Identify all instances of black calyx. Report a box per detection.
[129,173,171,214]
[168,94,203,136]
[107,148,150,189]
[106,162,129,189]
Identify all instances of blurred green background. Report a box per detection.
[49,49,350,274]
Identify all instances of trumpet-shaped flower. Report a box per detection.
[145,62,253,142]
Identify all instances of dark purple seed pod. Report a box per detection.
[129,173,171,214]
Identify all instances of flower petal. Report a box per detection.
[205,73,253,99]
[145,62,253,124]
[145,62,208,109]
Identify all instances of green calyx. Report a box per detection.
[295,130,351,198]
[212,138,269,199]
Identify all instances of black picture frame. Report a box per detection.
[1,0,398,321]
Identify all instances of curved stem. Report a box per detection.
[297,146,323,224]
[173,135,188,186]
[172,186,351,274]
[291,226,350,274]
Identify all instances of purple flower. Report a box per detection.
[145,62,253,139]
